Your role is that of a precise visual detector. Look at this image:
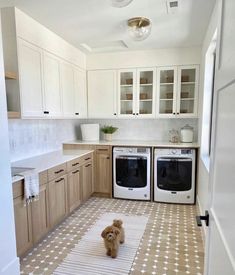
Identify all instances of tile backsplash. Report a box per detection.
[9,118,198,162]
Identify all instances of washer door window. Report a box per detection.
[157,158,192,191]
[116,156,147,188]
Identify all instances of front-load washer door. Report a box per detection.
[115,156,147,188]
[157,157,192,191]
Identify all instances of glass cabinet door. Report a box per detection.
[136,68,155,117]
[157,67,177,116]
[118,70,136,116]
[177,66,199,116]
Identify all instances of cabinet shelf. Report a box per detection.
[160,98,173,101]
[160,83,174,85]
[181,82,195,85]
[5,71,17,80]
[180,98,195,101]
[139,99,153,102]
[120,84,133,87]
[121,99,133,102]
[140,83,152,86]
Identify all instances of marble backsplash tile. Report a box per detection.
[9,118,198,162]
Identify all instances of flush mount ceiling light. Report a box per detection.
[111,0,133,8]
[127,17,152,41]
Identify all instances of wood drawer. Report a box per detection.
[67,157,81,172]
[81,153,93,164]
[96,145,110,154]
[48,163,67,182]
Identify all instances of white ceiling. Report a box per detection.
[0,0,216,53]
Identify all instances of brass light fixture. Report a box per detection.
[127,17,152,41]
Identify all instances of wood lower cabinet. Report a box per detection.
[95,146,111,196]
[14,195,33,257]
[31,183,50,244]
[82,162,93,202]
[48,175,68,228]
[68,168,81,213]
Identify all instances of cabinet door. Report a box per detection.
[88,70,117,118]
[61,62,75,117]
[43,52,62,117]
[14,196,33,257]
[31,183,50,244]
[156,66,177,117]
[74,68,87,118]
[136,68,156,118]
[95,149,111,195]
[48,175,67,228]
[68,168,81,213]
[17,39,44,117]
[177,65,199,117]
[118,69,137,117]
[82,162,93,202]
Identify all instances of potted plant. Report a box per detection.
[101,125,118,141]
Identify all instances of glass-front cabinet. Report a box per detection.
[118,68,155,118]
[156,65,199,117]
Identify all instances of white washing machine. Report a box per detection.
[113,147,151,201]
[154,148,196,204]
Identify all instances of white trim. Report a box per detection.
[1,257,20,275]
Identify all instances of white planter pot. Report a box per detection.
[105,133,113,141]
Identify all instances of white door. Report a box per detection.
[204,1,235,274]
[17,39,44,117]
[156,66,177,118]
[43,52,62,117]
[88,70,117,118]
[60,61,74,117]
[118,69,137,118]
[177,65,199,118]
[136,68,156,118]
[74,68,87,118]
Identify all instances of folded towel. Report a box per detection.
[23,169,39,203]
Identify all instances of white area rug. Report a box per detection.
[54,212,149,275]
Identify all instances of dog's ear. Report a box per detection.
[118,220,123,226]
[114,228,120,235]
[101,228,107,238]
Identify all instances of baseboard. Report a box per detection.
[1,257,20,275]
[196,195,206,242]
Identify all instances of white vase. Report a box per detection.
[105,133,113,141]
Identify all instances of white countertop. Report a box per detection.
[11,149,93,183]
[64,139,200,148]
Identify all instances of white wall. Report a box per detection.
[197,1,219,215]
[9,119,79,162]
[0,14,20,275]
[87,47,201,70]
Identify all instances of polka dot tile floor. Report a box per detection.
[20,197,204,275]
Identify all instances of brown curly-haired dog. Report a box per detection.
[112,219,125,244]
[101,225,120,258]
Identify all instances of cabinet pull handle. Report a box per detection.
[136,113,139,115]
[85,164,91,168]
[132,113,135,115]
[44,111,49,114]
[113,113,117,116]
[173,112,176,115]
[85,157,91,161]
[72,169,79,174]
[106,157,110,159]
[72,162,79,167]
[75,112,79,115]
[55,178,64,183]
[54,169,64,174]
[177,112,180,115]
[97,149,108,151]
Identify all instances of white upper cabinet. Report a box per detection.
[136,68,156,118]
[156,65,199,118]
[60,61,74,117]
[43,52,62,117]
[118,68,156,118]
[74,68,87,118]
[17,39,44,117]
[88,70,117,118]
